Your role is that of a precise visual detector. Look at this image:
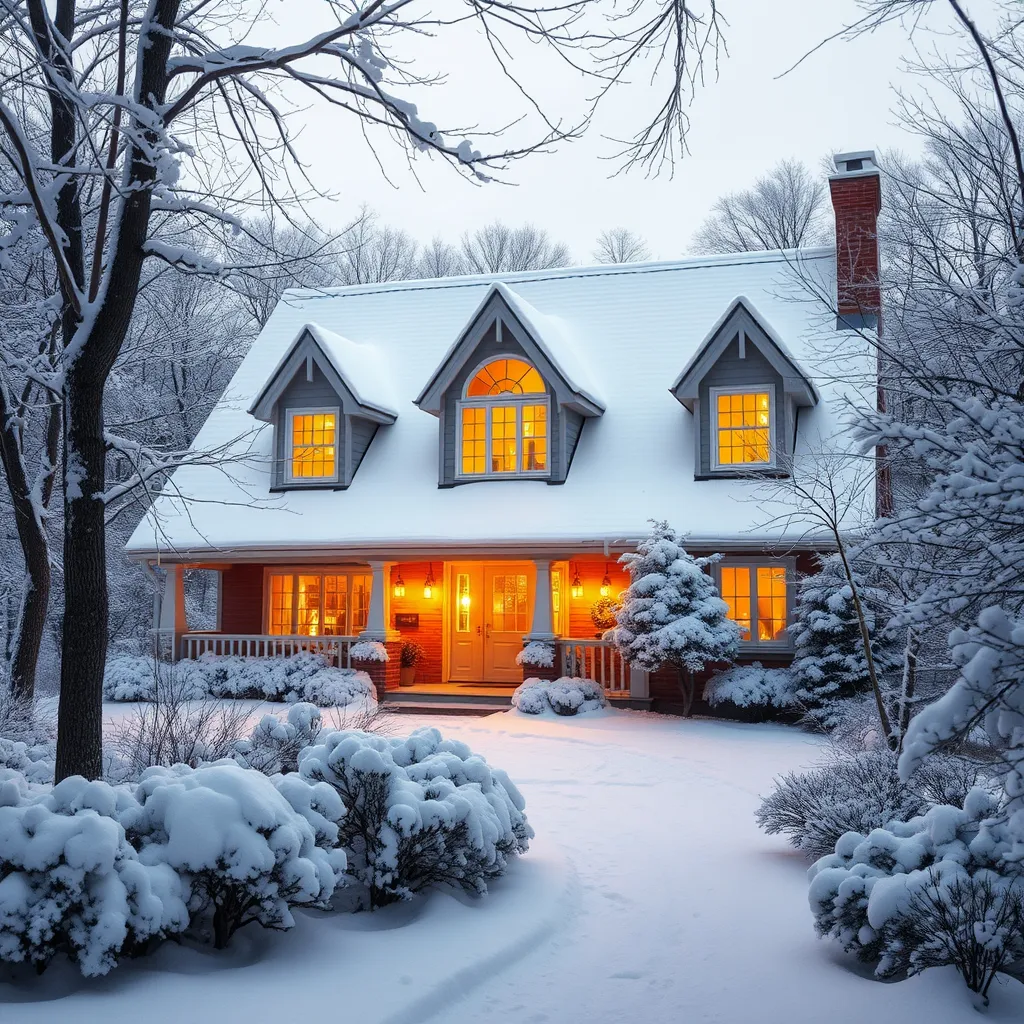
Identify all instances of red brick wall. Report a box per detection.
[389,562,444,684]
[219,564,264,633]
[829,172,881,318]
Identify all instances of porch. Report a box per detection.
[154,556,650,701]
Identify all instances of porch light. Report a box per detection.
[600,564,612,598]
[460,592,471,610]
[393,572,406,599]
[423,563,436,600]
[570,566,583,600]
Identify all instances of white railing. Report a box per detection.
[180,633,358,667]
[559,639,630,694]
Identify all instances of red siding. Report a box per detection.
[219,564,264,634]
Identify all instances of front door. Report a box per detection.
[448,563,534,683]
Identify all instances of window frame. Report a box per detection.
[708,384,776,471]
[264,568,372,637]
[284,406,341,485]
[455,358,551,480]
[715,556,795,651]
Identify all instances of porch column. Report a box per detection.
[526,559,556,641]
[157,564,187,660]
[629,665,650,700]
[360,560,397,641]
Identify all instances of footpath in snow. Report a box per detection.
[1,708,1021,1023]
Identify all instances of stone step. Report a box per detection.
[383,690,513,706]
[383,700,509,716]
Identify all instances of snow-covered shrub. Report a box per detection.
[512,677,607,716]
[756,747,996,860]
[0,689,56,746]
[703,662,796,713]
[296,667,375,707]
[0,736,54,785]
[807,787,1024,1000]
[789,556,900,732]
[298,727,532,908]
[515,641,555,668]
[233,703,324,775]
[349,641,388,662]
[103,656,207,703]
[0,776,188,976]
[123,763,344,948]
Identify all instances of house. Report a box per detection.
[126,152,882,710]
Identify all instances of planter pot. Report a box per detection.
[399,665,416,687]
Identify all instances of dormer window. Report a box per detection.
[287,408,339,482]
[711,386,773,468]
[458,358,550,477]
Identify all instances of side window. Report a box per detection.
[286,408,339,483]
[267,571,372,636]
[710,386,774,469]
[718,562,790,646]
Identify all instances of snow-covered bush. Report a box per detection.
[515,641,555,668]
[349,641,388,662]
[807,787,1024,1000]
[123,763,345,948]
[0,688,56,746]
[756,747,996,860]
[512,677,606,716]
[103,652,375,708]
[0,736,54,785]
[233,703,324,775]
[298,727,532,908]
[612,520,740,714]
[0,776,189,976]
[789,556,899,732]
[703,662,796,713]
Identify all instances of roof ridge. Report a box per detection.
[280,246,836,303]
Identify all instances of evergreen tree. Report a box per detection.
[790,555,899,731]
[612,521,740,714]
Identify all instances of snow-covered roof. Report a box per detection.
[248,323,398,423]
[127,247,874,560]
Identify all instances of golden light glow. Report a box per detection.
[460,593,471,609]
[719,565,788,642]
[720,566,752,640]
[269,572,370,635]
[716,392,770,465]
[467,359,545,397]
[571,567,583,600]
[423,564,436,600]
[756,567,788,641]
[599,565,612,598]
[291,412,337,479]
[456,573,471,632]
[392,573,406,599]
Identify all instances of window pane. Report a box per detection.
[491,574,528,632]
[456,573,471,632]
[719,567,751,639]
[322,576,347,635]
[467,358,546,397]
[351,575,371,633]
[522,404,547,471]
[461,406,486,475]
[291,412,337,479]
[756,567,787,641]
[296,574,321,635]
[269,574,294,634]
[715,392,771,466]
[490,405,517,473]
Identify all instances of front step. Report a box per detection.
[382,690,512,716]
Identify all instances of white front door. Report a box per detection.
[483,565,533,684]
[449,565,484,681]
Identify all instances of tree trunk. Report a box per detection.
[54,376,108,782]
[677,666,695,717]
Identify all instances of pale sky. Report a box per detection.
[275,0,982,261]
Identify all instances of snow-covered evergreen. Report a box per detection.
[789,555,898,731]
[612,521,739,710]
[703,662,796,712]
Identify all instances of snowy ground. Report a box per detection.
[2,706,1022,1023]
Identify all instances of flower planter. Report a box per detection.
[399,665,416,687]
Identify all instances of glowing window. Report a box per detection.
[289,410,338,480]
[456,573,471,633]
[719,563,789,644]
[268,571,369,635]
[466,358,545,397]
[491,574,529,632]
[714,390,771,466]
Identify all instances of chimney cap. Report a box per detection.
[831,150,879,178]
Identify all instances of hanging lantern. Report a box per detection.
[570,565,584,600]
[392,572,406,599]
[423,563,436,600]
[600,564,612,598]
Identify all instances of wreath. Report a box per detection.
[590,596,621,631]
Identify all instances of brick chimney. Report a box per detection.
[829,151,881,328]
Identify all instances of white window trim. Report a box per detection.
[284,406,341,485]
[263,567,372,636]
[715,556,796,651]
[708,384,776,471]
[455,394,552,480]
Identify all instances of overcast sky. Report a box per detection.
[280,0,982,262]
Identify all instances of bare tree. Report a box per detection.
[593,227,652,264]
[416,237,468,279]
[340,209,419,285]
[461,223,573,274]
[0,0,726,780]
[690,159,831,254]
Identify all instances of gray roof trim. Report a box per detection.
[669,296,819,412]
[414,286,604,417]
[248,327,398,425]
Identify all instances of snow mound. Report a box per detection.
[512,677,607,716]
[703,662,796,711]
[515,642,556,668]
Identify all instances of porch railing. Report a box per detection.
[180,633,358,667]
[559,639,629,694]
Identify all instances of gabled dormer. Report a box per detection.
[415,283,604,486]
[670,297,817,479]
[249,323,397,490]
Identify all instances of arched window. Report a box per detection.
[459,358,549,477]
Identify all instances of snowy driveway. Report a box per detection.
[1,709,1020,1022]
